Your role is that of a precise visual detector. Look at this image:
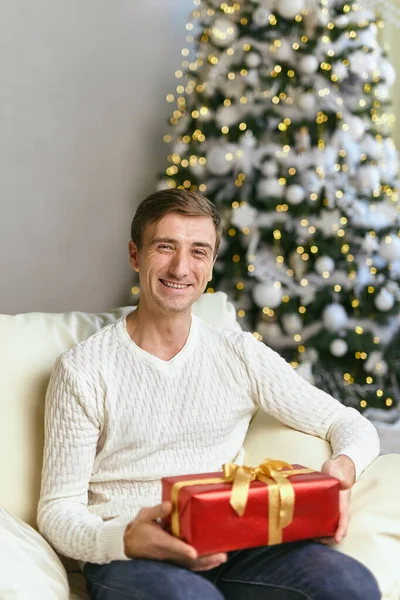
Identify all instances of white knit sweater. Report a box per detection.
[38,314,379,565]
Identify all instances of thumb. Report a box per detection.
[139,501,172,522]
[338,478,352,491]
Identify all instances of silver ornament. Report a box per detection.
[276,0,304,20]
[375,289,395,312]
[286,184,306,205]
[322,304,348,332]
[282,313,303,335]
[253,282,283,309]
[315,256,335,275]
[379,235,400,262]
[257,178,285,199]
[206,144,236,176]
[330,339,348,357]
[298,55,319,75]
[210,18,238,47]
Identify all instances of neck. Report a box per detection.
[126,303,192,361]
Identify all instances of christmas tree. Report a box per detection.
[156,0,400,411]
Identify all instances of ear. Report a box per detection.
[129,241,140,272]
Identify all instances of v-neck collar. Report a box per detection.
[116,313,198,373]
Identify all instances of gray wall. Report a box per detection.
[1,2,399,314]
[0,0,192,314]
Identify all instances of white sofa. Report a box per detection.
[0,292,399,599]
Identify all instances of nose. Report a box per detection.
[168,249,189,280]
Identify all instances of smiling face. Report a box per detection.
[129,212,217,316]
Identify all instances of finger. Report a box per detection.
[334,509,349,543]
[138,501,172,523]
[192,558,226,571]
[316,537,334,546]
[191,553,228,572]
[337,478,352,491]
[155,528,198,562]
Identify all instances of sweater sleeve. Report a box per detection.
[241,333,379,478]
[37,356,130,564]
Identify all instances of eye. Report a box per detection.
[158,244,173,251]
[193,249,207,256]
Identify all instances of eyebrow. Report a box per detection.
[151,237,214,252]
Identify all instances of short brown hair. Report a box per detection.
[131,189,222,256]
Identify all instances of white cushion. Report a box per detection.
[0,292,239,526]
[337,454,400,600]
[0,509,69,599]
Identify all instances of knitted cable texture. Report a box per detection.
[38,315,379,564]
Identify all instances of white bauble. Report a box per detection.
[276,0,304,20]
[260,161,278,178]
[215,104,241,128]
[298,55,319,75]
[380,60,396,87]
[375,289,395,312]
[362,233,379,254]
[206,144,236,176]
[297,92,316,114]
[350,50,376,76]
[210,18,238,47]
[330,339,348,357]
[345,116,366,141]
[315,256,335,275]
[246,52,262,69]
[335,15,350,27]
[332,61,348,82]
[231,204,258,229]
[365,351,387,375]
[358,164,381,193]
[372,360,388,376]
[362,134,382,161]
[379,235,400,261]
[253,6,271,26]
[257,321,283,343]
[286,184,306,205]
[253,282,283,309]
[282,313,303,335]
[274,39,294,62]
[257,177,285,199]
[374,84,389,102]
[323,304,348,332]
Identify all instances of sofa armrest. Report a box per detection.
[336,453,400,599]
[243,410,332,469]
[243,411,400,598]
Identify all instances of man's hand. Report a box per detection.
[321,454,356,544]
[123,501,227,571]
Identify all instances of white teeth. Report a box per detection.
[162,280,188,289]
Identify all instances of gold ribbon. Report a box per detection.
[170,459,314,545]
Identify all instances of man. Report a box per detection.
[38,189,381,600]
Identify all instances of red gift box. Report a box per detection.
[162,460,340,555]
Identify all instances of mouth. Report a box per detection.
[159,279,192,290]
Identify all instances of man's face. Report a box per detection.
[129,212,217,315]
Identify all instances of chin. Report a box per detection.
[158,297,195,314]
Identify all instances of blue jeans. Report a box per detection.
[83,541,381,599]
